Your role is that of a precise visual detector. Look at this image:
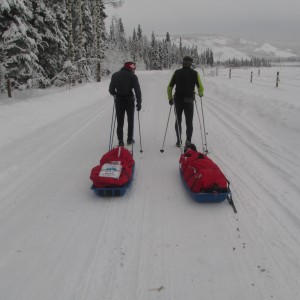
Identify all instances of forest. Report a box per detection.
[0,0,278,96]
[0,0,215,94]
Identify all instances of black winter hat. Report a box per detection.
[182,56,193,67]
[184,143,197,152]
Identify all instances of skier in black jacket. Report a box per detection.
[167,56,204,147]
[109,62,142,146]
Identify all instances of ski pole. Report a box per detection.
[160,106,172,153]
[130,131,134,157]
[199,96,208,154]
[112,113,117,147]
[174,104,184,154]
[194,100,205,153]
[138,111,143,153]
[110,103,117,150]
[109,101,115,150]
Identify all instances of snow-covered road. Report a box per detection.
[0,69,299,300]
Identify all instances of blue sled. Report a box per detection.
[91,164,135,197]
[180,168,237,212]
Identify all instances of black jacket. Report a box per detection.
[109,68,142,105]
[167,66,204,100]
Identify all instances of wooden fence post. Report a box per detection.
[7,78,12,98]
[276,71,280,88]
[258,69,260,77]
[250,71,253,83]
[67,75,71,90]
[229,68,231,79]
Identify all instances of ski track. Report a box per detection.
[0,71,299,300]
[204,83,300,225]
[204,92,300,211]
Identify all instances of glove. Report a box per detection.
[169,99,174,106]
[136,103,141,111]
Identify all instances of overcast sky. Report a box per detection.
[106,0,300,42]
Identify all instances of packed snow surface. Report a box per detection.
[0,67,300,300]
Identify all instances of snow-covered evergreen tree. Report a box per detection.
[66,0,75,62]
[137,24,142,41]
[95,0,102,81]
[0,0,47,90]
[31,0,68,84]
[164,32,172,69]
[0,35,8,93]
[135,24,145,66]
[109,18,115,42]
[116,17,127,53]
[129,28,137,62]
[178,37,183,61]
[0,0,214,94]
[82,0,94,56]
[71,0,95,82]
[76,0,84,61]
[99,1,108,74]
[149,31,159,69]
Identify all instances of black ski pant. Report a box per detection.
[115,98,135,143]
[174,96,194,142]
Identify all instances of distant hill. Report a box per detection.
[160,34,300,61]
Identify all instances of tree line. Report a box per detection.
[217,57,271,68]
[0,0,214,95]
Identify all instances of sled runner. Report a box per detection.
[179,148,237,212]
[90,146,135,197]
[91,166,135,196]
[179,168,231,201]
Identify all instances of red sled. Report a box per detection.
[90,146,135,196]
[179,148,236,212]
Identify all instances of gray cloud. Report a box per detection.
[106,0,300,42]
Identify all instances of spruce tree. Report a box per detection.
[129,28,138,61]
[81,0,94,79]
[66,0,75,62]
[0,0,45,90]
[32,0,67,84]
[166,32,170,43]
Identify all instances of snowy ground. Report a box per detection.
[0,67,300,300]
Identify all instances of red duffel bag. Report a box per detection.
[90,147,134,188]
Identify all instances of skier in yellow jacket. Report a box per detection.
[167,56,204,147]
